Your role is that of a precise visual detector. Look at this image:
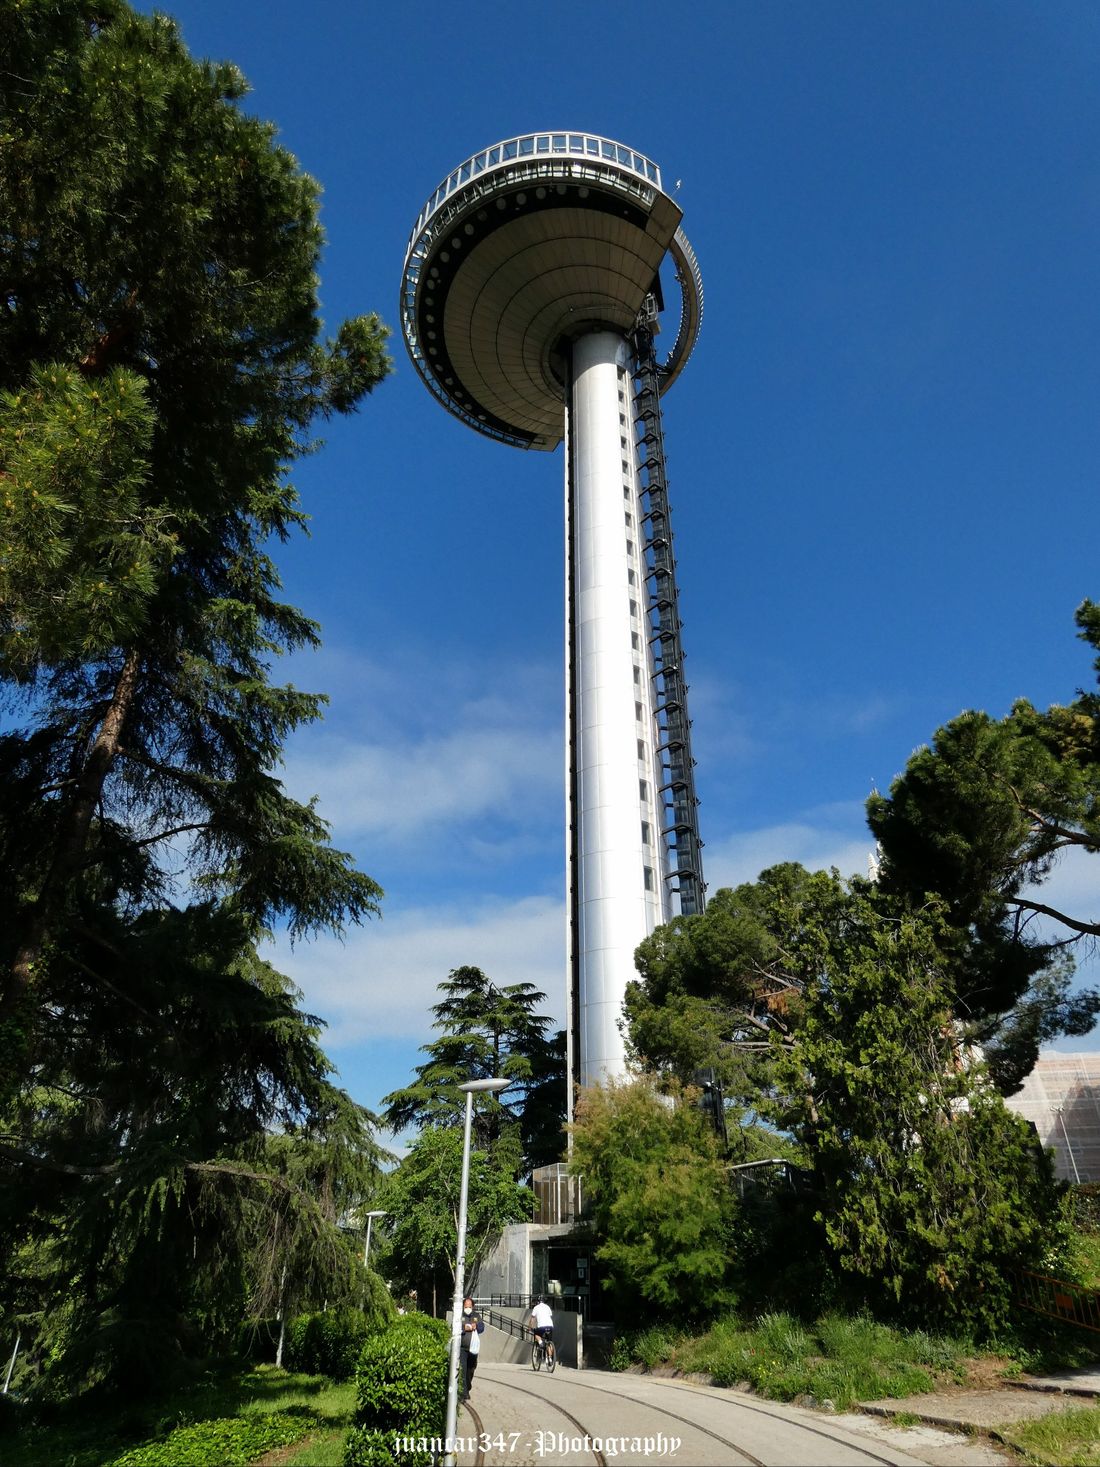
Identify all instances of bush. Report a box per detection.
[343,1426,433,1467]
[0,1392,24,1434]
[1072,1182,1100,1235]
[107,1409,313,1467]
[344,1316,447,1467]
[285,1293,395,1381]
[234,1316,281,1364]
[608,1325,681,1372]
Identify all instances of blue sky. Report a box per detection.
[140,0,1100,1117]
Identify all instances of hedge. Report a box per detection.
[285,1306,378,1381]
[344,1315,448,1467]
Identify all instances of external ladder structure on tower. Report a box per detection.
[631,305,707,918]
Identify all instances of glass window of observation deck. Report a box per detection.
[569,135,584,153]
[503,140,517,160]
[519,136,534,155]
[460,162,471,182]
[536,135,550,153]
[601,141,615,160]
[489,146,501,164]
[586,138,599,155]
[474,153,486,173]
[552,134,566,152]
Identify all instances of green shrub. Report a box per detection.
[285,1299,395,1381]
[107,1409,313,1467]
[343,1425,433,1467]
[608,1325,680,1371]
[234,1316,281,1364]
[673,1310,957,1409]
[344,1317,447,1467]
[0,1392,24,1434]
[1072,1183,1100,1234]
[608,1333,634,1372]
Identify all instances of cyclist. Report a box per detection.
[529,1296,555,1365]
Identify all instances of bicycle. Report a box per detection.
[530,1332,556,1373]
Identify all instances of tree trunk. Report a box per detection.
[1,649,141,1086]
[274,1262,288,1369]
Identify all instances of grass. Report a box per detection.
[614,1311,977,1412]
[5,1365,355,1467]
[1001,1405,1100,1466]
[1069,1230,1100,1291]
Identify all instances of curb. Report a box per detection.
[856,1402,1016,1451]
[1005,1379,1100,1400]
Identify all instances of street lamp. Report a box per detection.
[362,1209,388,1270]
[1050,1103,1082,1185]
[443,1076,509,1467]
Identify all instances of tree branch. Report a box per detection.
[1006,896,1100,939]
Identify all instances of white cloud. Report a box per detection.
[270,809,875,1052]
[704,807,876,891]
[276,643,563,851]
[268,894,567,1046]
[284,724,561,845]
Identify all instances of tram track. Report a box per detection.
[612,1375,908,1467]
[460,1379,607,1465]
[478,1364,910,1467]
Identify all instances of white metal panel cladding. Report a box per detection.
[569,333,670,1085]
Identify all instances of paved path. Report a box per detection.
[456,1363,1011,1466]
[861,1368,1100,1443]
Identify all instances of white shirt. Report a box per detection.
[531,1301,553,1329]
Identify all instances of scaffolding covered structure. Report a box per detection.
[1005,1053,1100,1182]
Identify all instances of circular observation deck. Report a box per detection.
[400,132,703,451]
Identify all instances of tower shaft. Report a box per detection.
[566,332,672,1089]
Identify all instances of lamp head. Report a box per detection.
[458,1077,509,1095]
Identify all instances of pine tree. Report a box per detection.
[0,0,391,1091]
[0,0,391,1390]
[868,601,1100,1090]
[382,966,567,1170]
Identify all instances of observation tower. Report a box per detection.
[400,132,706,1099]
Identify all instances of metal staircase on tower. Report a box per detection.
[631,299,707,918]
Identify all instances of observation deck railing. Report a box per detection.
[406,132,662,251]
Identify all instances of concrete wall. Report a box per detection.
[473,1224,531,1297]
[453,1306,583,1369]
[486,1306,582,1369]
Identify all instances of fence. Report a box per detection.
[1013,1270,1100,1333]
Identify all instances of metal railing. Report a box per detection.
[479,1307,533,1340]
[1013,1270,1100,1333]
[474,1294,582,1313]
[406,132,661,247]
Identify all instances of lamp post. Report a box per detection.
[1050,1102,1082,1184]
[362,1209,387,1270]
[443,1076,509,1467]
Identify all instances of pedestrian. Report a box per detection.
[459,1296,484,1402]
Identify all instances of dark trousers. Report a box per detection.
[461,1349,478,1400]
